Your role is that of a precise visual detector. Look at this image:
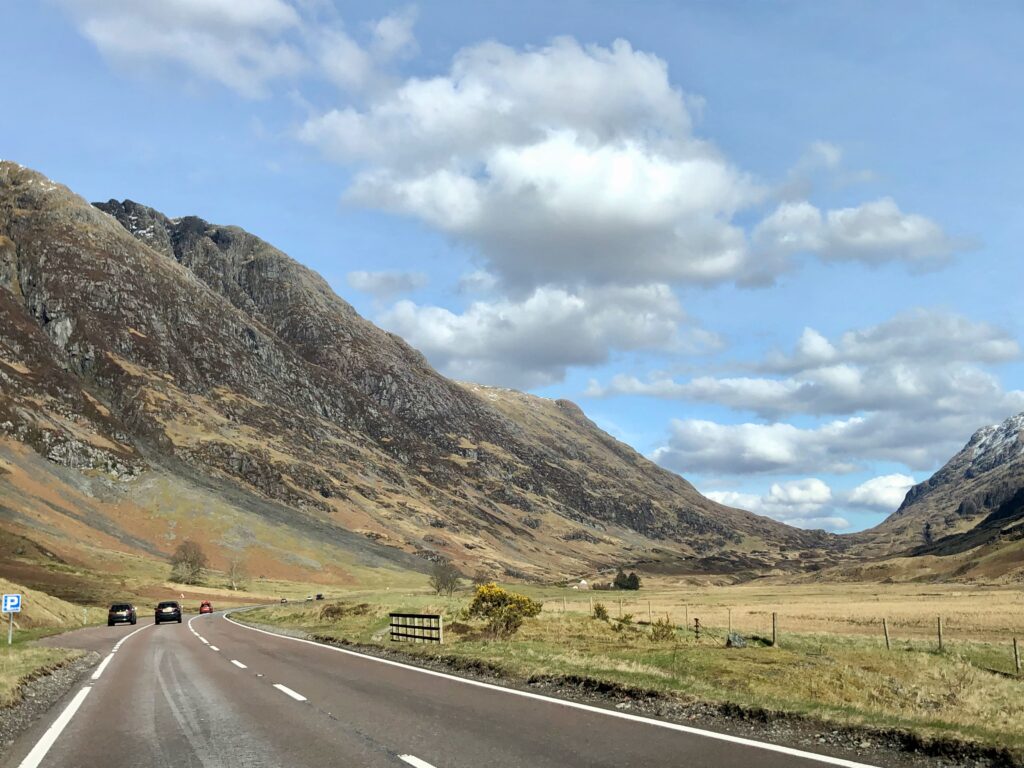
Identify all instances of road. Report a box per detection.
[2,611,878,768]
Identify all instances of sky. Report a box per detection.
[3,1,1023,532]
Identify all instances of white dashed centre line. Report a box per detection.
[230,659,247,669]
[209,646,219,651]
[399,756,437,768]
[272,683,307,702]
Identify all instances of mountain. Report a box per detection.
[0,161,836,591]
[842,412,1024,582]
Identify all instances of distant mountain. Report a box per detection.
[849,412,1024,581]
[0,161,836,587]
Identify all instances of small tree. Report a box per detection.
[429,559,461,596]
[465,583,542,638]
[592,602,609,621]
[626,572,641,590]
[170,540,207,585]
[226,555,248,591]
[613,569,630,590]
[471,570,491,585]
[650,617,674,642]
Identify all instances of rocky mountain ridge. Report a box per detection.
[841,410,1024,581]
[0,161,837,585]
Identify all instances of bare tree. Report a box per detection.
[170,540,208,585]
[429,560,461,596]
[226,555,248,591]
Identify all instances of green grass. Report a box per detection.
[0,641,83,707]
[243,590,1024,757]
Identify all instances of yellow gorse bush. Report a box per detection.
[465,583,542,638]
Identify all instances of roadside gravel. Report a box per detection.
[0,652,99,754]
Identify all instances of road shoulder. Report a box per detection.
[0,652,99,756]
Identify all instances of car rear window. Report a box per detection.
[157,601,179,608]
[110,604,131,610]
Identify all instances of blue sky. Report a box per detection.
[4,1,1023,531]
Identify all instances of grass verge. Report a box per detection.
[0,644,83,707]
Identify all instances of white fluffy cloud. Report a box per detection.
[707,479,847,530]
[297,37,966,290]
[346,270,427,299]
[847,474,916,512]
[60,0,306,97]
[379,284,719,389]
[753,198,963,274]
[593,309,1023,417]
[637,310,1024,476]
[299,37,763,290]
[59,1,417,97]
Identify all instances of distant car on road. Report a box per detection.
[199,600,213,614]
[107,603,137,626]
[280,597,288,604]
[155,600,182,624]
[315,593,324,601]
[305,595,313,602]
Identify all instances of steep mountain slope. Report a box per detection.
[0,161,835,584]
[839,412,1024,582]
[866,413,1024,551]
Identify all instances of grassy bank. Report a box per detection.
[243,589,1024,757]
[0,643,83,707]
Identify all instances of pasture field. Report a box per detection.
[244,580,1024,757]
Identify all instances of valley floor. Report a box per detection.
[243,580,1024,765]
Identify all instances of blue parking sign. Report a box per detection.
[2,594,21,613]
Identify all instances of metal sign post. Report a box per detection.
[3,594,23,645]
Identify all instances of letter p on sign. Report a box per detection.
[2,594,21,613]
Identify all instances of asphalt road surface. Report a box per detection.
[3,611,879,768]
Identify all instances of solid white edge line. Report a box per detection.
[231,659,247,669]
[17,687,92,768]
[225,613,877,768]
[272,683,307,702]
[16,618,153,766]
[90,654,113,681]
[98,623,152,680]
[398,755,436,768]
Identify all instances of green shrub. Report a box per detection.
[650,617,675,642]
[465,583,542,638]
[593,602,609,621]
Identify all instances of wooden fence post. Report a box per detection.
[589,596,593,615]
[728,608,732,636]
[618,598,622,617]
[648,600,653,624]
[684,605,688,626]
[882,618,891,651]
[1014,637,1021,675]
[694,617,701,640]
[937,616,944,652]
[772,612,778,647]
[562,596,566,612]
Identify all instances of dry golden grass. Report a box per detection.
[532,579,1024,644]
[0,646,83,707]
[245,582,1024,755]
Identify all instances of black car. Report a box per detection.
[155,600,182,624]
[107,603,137,626]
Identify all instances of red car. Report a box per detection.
[199,600,213,614]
